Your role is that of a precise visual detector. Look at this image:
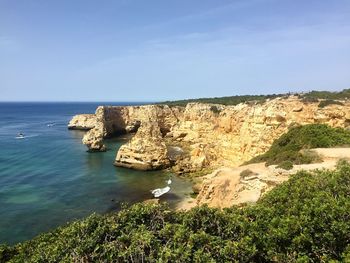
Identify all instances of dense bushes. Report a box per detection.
[158,89,350,107]
[239,169,255,178]
[247,124,350,166]
[2,162,350,262]
[276,160,293,170]
[318,99,344,108]
[159,94,283,106]
[302,89,350,100]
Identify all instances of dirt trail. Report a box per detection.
[176,148,350,210]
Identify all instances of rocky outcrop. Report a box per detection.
[194,147,350,209]
[68,114,96,130]
[78,105,183,152]
[68,97,350,208]
[195,164,289,208]
[69,96,350,170]
[82,123,107,152]
[168,97,350,170]
[114,121,171,170]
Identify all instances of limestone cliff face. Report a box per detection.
[68,114,96,130]
[195,164,290,208]
[194,148,350,209]
[114,121,170,170]
[80,105,183,152]
[169,97,350,170]
[69,96,350,170]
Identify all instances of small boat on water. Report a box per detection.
[16,133,25,139]
[151,186,170,198]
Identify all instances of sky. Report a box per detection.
[0,0,350,102]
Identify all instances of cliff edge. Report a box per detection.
[69,96,350,171]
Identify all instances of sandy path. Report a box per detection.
[176,148,350,210]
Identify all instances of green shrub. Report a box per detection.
[158,89,350,107]
[240,169,255,178]
[301,96,319,103]
[158,94,283,106]
[209,105,221,114]
[318,99,344,108]
[336,159,350,169]
[2,164,350,262]
[302,89,350,100]
[246,124,350,166]
[276,160,293,170]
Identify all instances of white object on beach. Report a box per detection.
[167,179,172,185]
[151,186,170,198]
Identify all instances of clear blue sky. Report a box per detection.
[1,0,350,101]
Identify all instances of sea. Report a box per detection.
[0,102,192,245]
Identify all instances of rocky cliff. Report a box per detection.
[68,114,96,130]
[73,105,183,152]
[114,121,171,170]
[192,148,350,209]
[69,96,350,170]
[169,97,350,170]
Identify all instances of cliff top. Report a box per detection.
[158,88,350,107]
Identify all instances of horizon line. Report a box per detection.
[0,87,348,104]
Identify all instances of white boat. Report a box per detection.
[151,186,170,198]
[167,179,172,185]
[16,133,25,139]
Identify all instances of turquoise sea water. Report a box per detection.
[0,103,192,245]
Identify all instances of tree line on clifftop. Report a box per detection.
[1,160,350,262]
[159,88,350,107]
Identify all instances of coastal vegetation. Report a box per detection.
[302,88,350,100]
[1,161,350,262]
[246,124,350,166]
[276,160,294,170]
[158,89,350,107]
[159,94,283,106]
[239,169,255,178]
[318,99,344,108]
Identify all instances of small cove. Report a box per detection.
[0,103,192,245]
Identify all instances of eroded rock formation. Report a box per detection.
[82,105,183,152]
[169,97,350,169]
[68,96,350,209]
[114,121,170,170]
[194,148,350,209]
[68,114,96,130]
[195,165,289,208]
[68,96,350,170]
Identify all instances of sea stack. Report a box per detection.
[114,121,171,170]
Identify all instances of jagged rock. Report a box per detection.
[82,124,107,152]
[292,106,303,112]
[195,165,289,208]
[194,148,350,209]
[125,120,141,133]
[68,114,96,130]
[172,96,350,168]
[114,121,171,170]
[69,105,183,152]
[70,96,350,170]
